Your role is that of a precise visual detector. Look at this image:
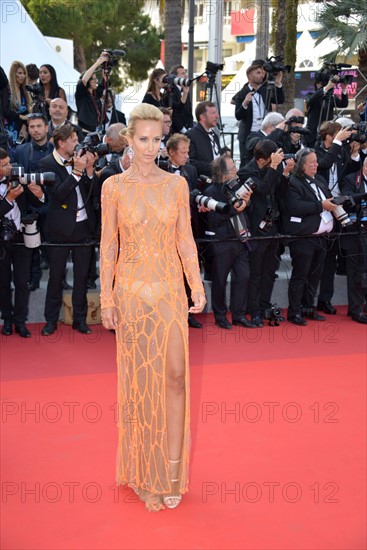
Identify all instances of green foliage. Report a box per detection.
[315,0,367,62]
[21,0,161,89]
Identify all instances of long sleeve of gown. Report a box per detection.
[175,177,204,296]
[100,177,119,308]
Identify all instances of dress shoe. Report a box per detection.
[251,315,264,328]
[87,279,97,290]
[351,312,367,324]
[72,321,92,334]
[317,301,337,315]
[1,321,13,336]
[28,281,40,292]
[303,310,326,321]
[61,279,73,290]
[232,317,257,328]
[14,324,31,338]
[287,314,307,326]
[42,322,57,336]
[188,315,203,329]
[215,317,233,329]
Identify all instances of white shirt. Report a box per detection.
[56,153,88,222]
[310,182,334,234]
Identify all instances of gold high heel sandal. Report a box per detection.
[163,459,182,509]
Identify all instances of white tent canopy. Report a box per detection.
[0,0,80,110]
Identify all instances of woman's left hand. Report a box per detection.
[189,292,206,314]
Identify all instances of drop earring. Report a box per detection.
[127,146,134,160]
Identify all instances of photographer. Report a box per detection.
[270,109,309,155]
[233,62,285,166]
[305,68,349,147]
[244,112,284,164]
[203,155,256,329]
[0,147,45,337]
[283,148,338,325]
[142,68,168,108]
[167,65,194,134]
[239,140,294,326]
[39,124,99,336]
[339,158,367,324]
[75,52,111,133]
[13,113,53,291]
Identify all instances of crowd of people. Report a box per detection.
[1,55,367,339]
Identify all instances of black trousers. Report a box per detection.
[247,239,281,316]
[318,237,340,302]
[288,236,328,317]
[211,240,250,320]
[0,236,33,325]
[44,221,93,324]
[342,232,367,315]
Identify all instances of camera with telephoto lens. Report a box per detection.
[315,63,354,86]
[223,177,256,207]
[263,55,291,77]
[190,189,230,214]
[0,218,18,242]
[163,75,192,87]
[74,132,110,157]
[284,116,310,136]
[9,166,56,188]
[330,195,353,227]
[21,210,41,248]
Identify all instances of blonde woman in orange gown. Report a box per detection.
[100,104,206,511]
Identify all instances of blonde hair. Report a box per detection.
[126,104,163,137]
[8,61,32,112]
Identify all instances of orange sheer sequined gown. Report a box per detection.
[100,172,204,496]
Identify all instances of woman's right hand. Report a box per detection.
[101,307,119,330]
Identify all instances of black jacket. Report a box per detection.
[314,139,360,190]
[39,152,99,240]
[186,123,222,177]
[75,81,104,133]
[169,86,193,134]
[305,88,348,146]
[233,83,285,145]
[283,174,334,235]
[239,159,288,235]
[204,181,250,241]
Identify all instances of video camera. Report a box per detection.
[205,61,224,84]
[315,63,354,86]
[100,49,126,74]
[263,55,291,77]
[9,166,55,188]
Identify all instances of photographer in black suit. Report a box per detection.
[39,124,99,336]
[204,155,256,329]
[283,148,338,325]
[0,148,45,337]
[339,158,367,324]
[239,140,294,326]
[233,62,285,166]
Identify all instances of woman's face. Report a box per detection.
[15,67,26,85]
[39,66,51,84]
[88,74,98,91]
[128,119,162,164]
[156,73,167,88]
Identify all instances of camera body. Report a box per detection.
[223,177,256,207]
[315,63,353,87]
[0,218,18,242]
[74,133,110,157]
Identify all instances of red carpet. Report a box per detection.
[1,309,366,549]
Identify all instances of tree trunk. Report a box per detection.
[280,0,298,114]
[74,42,86,73]
[164,0,183,72]
[256,0,270,61]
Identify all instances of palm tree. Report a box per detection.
[163,0,184,72]
[315,0,367,99]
